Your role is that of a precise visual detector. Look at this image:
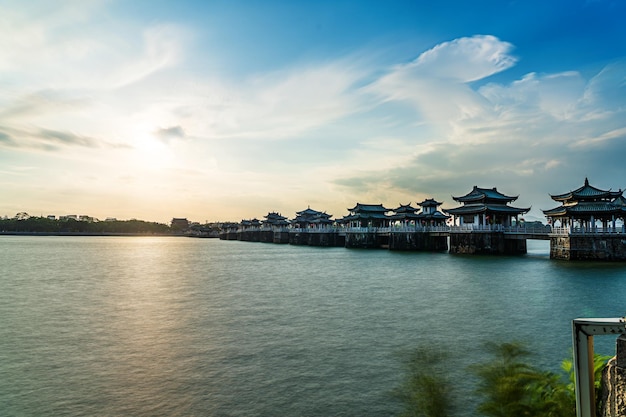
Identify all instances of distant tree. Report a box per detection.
[15,212,30,220]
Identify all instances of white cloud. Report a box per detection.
[0,2,185,92]
[479,71,586,121]
[365,35,517,133]
[412,35,517,82]
[183,61,369,141]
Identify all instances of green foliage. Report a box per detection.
[561,351,613,415]
[393,347,454,417]
[395,342,612,417]
[0,216,171,234]
[471,342,574,417]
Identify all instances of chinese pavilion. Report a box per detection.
[388,203,421,225]
[542,178,625,230]
[444,186,530,227]
[262,212,290,229]
[240,218,261,229]
[415,198,450,226]
[340,203,390,228]
[291,207,334,229]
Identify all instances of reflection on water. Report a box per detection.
[1,236,625,416]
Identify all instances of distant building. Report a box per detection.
[415,199,450,226]
[339,203,391,228]
[47,215,56,220]
[171,218,190,231]
[262,212,290,230]
[542,178,625,230]
[389,200,450,227]
[239,218,261,230]
[444,186,529,227]
[291,207,334,229]
[389,203,421,225]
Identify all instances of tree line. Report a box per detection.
[0,215,171,234]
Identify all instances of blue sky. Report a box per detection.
[1,0,626,223]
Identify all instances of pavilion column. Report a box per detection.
[612,215,616,232]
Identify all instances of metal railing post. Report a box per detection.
[572,317,626,417]
[573,320,596,417]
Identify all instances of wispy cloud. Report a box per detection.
[154,125,186,143]
[179,61,369,141]
[38,128,99,148]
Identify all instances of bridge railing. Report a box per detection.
[259,226,290,232]
[503,225,553,234]
[553,226,626,235]
[449,224,512,232]
[388,225,449,232]
[343,226,451,233]
[289,227,341,233]
[344,227,392,233]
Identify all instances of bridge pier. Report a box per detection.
[388,231,448,251]
[550,234,626,260]
[288,231,345,247]
[344,231,388,249]
[449,231,527,255]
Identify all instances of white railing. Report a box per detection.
[550,226,569,235]
[503,226,553,234]
[289,227,341,233]
[344,226,449,233]
[259,226,290,232]
[449,224,507,232]
[230,224,626,236]
[388,225,448,232]
[343,227,391,233]
[551,226,626,235]
[237,226,261,232]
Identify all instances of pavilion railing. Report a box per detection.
[240,224,626,235]
[550,226,626,235]
[289,227,341,233]
[388,225,449,232]
[344,226,450,233]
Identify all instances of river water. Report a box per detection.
[1,236,625,416]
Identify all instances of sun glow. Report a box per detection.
[128,129,175,171]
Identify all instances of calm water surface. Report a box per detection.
[1,236,626,416]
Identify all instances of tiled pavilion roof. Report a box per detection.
[543,178,626,219]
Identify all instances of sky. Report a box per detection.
[1,0,626,224]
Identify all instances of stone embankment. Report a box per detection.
[602,334,626,417]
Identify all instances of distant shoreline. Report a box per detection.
[0,231,178,237]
